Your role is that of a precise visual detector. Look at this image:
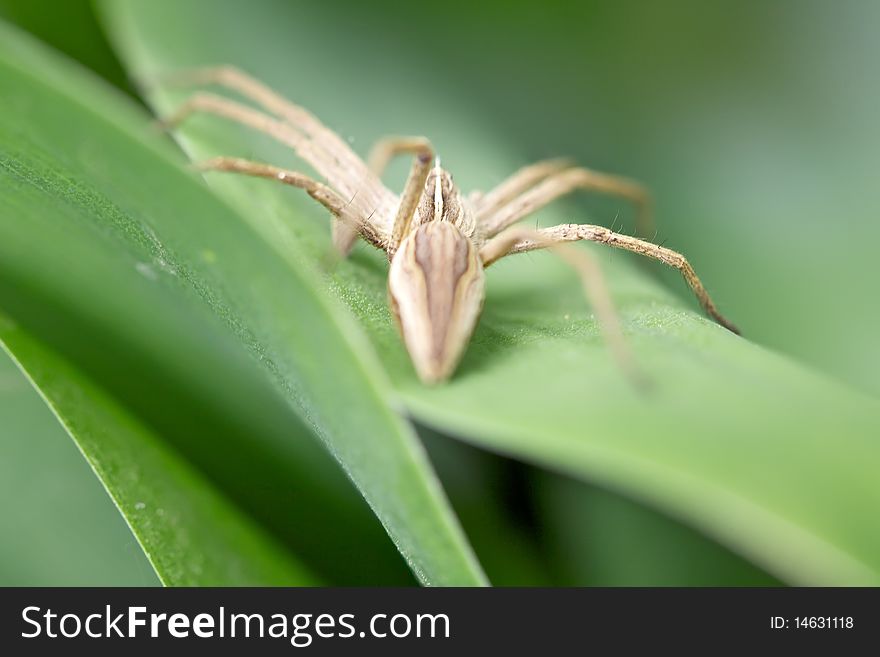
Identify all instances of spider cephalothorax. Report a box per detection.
[413,165,476,237]
[163,66,738,384]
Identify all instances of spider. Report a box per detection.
[160,66,738,384]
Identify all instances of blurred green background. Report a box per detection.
[1,0,877,585]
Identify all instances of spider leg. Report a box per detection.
[478,226,640,383]
[160,66,374,189]
[159,92,397,236]
[331,136,433,256]
[161,66,399,257]
[364,136,433,177]
[481,223,739,334]
[473,158,572,222]
[479,166,653,240]
[194,156,389,249]
[367,137,435,255]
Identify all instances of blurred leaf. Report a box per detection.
[418,426,553,586]
[0,326,315,585]
[102,0,880,585]
[534,471,780,586]
[0,20,485,586]
[0,0,134,96]
[0,351,158,586]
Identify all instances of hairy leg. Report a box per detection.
[481,222,738,334]
[332,136,434,256]
[195,156,389,249]
[380,138,435,254]
[366,136,433,176]
[329,133,405,256]
[160,66,375,191]
[473,159,572,223]
[478,226,640,383]
[160,92,397,233]
[479,167,653,240]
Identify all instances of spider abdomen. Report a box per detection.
[388,221,485,384]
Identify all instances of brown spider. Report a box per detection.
[160,66,738,384]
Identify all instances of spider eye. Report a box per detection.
[423,168,454,191]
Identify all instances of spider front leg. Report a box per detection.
[159,92,330,182]
[479,226,640,383]
[159,65,373,187]
[479,166,653,240]
[158,86,397,237]
[473,158,572,221]
[194,156,389,249]
[366,137,435,255]
[332,136,434,256]
[481,223,739,334]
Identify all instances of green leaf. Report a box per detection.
[101,0,880,585]
[418,427,554,586]
[0,0,134,96]
[0,350,158,586]
[0,20,485,586]
[0,324,314,585]
[533,470,780,586]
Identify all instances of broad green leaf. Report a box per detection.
[0,350,158,586]
[0,20,485,586]
[0,325,314,585]
[102,0,880,585]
